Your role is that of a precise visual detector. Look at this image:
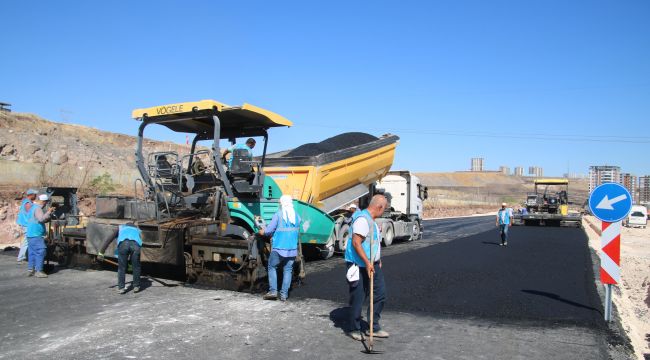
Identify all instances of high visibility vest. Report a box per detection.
[16,198,32,227]
[344,209,380,266]
[228,144,252,167]
[271,211,301,250]
[498,208,511,225]
[25,204,46,238]
[117,225,143,246]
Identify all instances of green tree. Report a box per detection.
[89,172,116,195]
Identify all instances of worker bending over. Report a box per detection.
[344,194,389,341]
[259,195,301,302]
[98,223,143,294]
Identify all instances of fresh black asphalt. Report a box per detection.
[293,218,606,329]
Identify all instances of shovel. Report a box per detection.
[362,230,383,355]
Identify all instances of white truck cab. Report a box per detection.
[374,171,428,245]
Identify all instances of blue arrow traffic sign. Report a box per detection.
[589,183,633,223]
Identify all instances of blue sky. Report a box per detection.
[2,0,649,176]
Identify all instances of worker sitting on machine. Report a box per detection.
[222,138,256,171]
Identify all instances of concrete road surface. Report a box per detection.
[0,216,632,359]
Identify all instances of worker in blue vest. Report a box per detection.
[344,194,389,341]
[97,223,143,294]
[258,194,301,301]
[25,194,54,278]
[16,188,38,263]
[496,202,513,246]
[222,138,256,168]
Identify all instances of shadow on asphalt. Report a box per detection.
[481,241,501,246]
[522,289,602,314]
[330,306,374,333]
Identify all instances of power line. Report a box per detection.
[295,124,650,144]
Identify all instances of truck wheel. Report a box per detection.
[319,231,336,260]
[410,221,421,241]
[382,225,394,247]
[337,224,350,253]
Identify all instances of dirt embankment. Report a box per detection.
[418,172,589,211]
[0,111,192,247]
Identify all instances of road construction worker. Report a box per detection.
[259,194,301,301]
[344,194,389,341]
[98,223,143,294]
[25,194,54,278]
[496,202,513,246]
[16,188,38,263]
[223,138,256,168]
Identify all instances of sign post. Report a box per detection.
[589,183,632,322]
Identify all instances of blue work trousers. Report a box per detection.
[17,227,28,261]
[347,261,386,333]
[26,237,46,272]
[117,240,141,289]
[499,224,510,244]
[267,250,295,299]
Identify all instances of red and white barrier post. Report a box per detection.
[600,220,621,322]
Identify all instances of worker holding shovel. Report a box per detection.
[344,195,389,342]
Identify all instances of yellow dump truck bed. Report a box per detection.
[263,134,398,213]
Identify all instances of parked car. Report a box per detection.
[624,205,648,228]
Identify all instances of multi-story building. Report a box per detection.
[514,166,524,177]
[639,176,650,204]
[499,166,510,175]
[528,166,543,177]
[619,173,638,204]
[471,158,484,172]
[589,165,621,193]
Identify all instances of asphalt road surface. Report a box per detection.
[0,216,631,360]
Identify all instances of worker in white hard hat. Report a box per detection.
[25,194,54,277]
[496,202,513,246]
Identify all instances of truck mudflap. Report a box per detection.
[513,214,582,227]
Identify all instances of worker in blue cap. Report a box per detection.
[16,189,38,263]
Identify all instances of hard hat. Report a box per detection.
[38,194,49,201]
[501,202,507,206]
[26,189,38,195]
[349,203,357,209]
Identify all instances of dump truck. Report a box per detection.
[263,132,400,258]
[56,100,399,290]
[513,178,582,227]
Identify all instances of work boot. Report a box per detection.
[133,287,141,293]
[263,292,278,300]
[347,331,363,341]
[365,329,390,338]
[117,287,127,294]
[35,271,48,278]
[279,296,287,302]
[27,269,35,277]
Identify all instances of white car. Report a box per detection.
[624,205,648,228]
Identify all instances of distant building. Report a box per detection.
[514,166,524,177]
[639,176,650,204]
[563,173,587,179]
[619,173,637,204]
[0,102,11,112]
[528,166,543,177]
[471,157,484,172]
[589,165,621,193]
[498,166,510,175]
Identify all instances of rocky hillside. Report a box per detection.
[0,111,193,246]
